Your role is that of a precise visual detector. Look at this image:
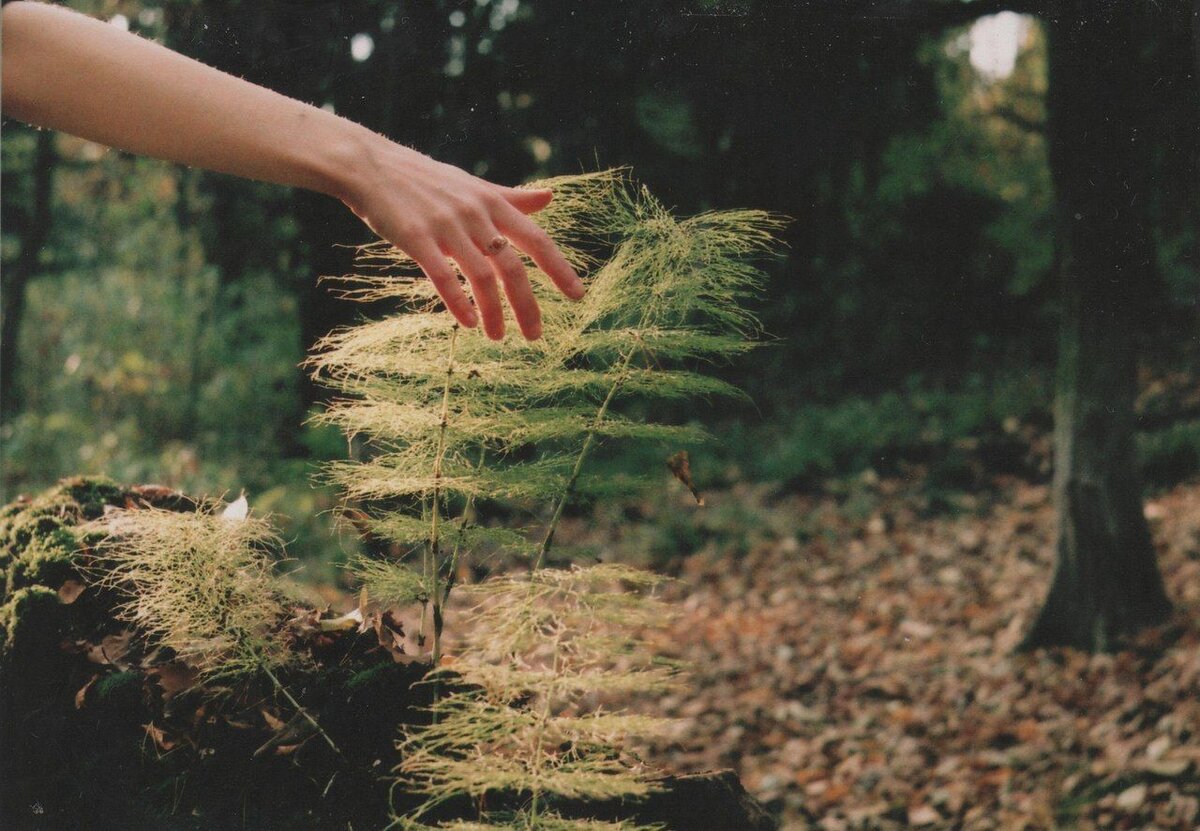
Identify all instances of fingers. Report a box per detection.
[493,202,586,301]
[491,245,542,341]
[443,232,506,341]
[406,237,478,330]
[496,186,553,215]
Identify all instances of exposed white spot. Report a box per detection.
[221,493,249,521]
[350,33,375,62]
[968,12,1030,80]
[449,10,466,28]
[527,136,552,163]
[109,14,130,31]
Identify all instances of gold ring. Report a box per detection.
[484,235,510,257]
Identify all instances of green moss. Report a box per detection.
[0,476,126,605]
[57,475,125,520]
[7,526,79,592]
[345,663,396,693]
[94,670,144,705]
[0,585,62,657]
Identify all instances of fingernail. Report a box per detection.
[569,278,586,300]
[463,308,478,327]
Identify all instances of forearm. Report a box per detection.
[1,1,371,200]
[2,1,584,340]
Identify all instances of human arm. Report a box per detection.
[0,0,583,339]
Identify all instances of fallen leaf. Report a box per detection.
[666,451,705,506]
[908,804,940,826]
[143,722,178,751]
[75,674,100,709]
[148,662,198,701]
[86,630,134,669]
[260,708,287,731]
[57,579,86,605]
[1145,759,1191,778]
[1116,782,1147,812]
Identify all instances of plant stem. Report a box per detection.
[534,348,636,570]
[442,446,486,607]
[262,663,343,758]
[429,323,459,665]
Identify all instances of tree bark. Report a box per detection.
[0,130,55,420]
[1022,1,1172,651]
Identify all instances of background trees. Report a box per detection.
[2,0,1197,645]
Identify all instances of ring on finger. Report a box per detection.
[483,235,510,257]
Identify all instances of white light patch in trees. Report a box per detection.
[109,14,130,31]
[968,12,1030,81]
[350,33,375,63]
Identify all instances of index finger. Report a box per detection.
[493,205,586,301]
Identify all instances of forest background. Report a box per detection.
[3,0,1196,559]
[5,1,1200,827]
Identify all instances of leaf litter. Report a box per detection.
[542,474,1200,830]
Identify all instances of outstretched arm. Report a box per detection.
[0,1,582,340]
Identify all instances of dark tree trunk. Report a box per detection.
[0,130,55,421]
[1022,2,1172,651]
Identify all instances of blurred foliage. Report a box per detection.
[2,1,1197,565]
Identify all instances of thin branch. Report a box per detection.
[533,348,637,571]
[429,323,460,664]
[261,664,344,759]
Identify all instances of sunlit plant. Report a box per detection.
[308,170,783,828]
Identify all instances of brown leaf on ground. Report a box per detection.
[74,674,100,709]
[57,579,86,604]
[525,476,1200,830]
[142,722,178,752]
[147,662,198,702]
[85,630,134,670]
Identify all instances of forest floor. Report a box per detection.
[549,473,1200,831]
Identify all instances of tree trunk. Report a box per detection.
[1022,2,1172,651]
[0,130,55,421]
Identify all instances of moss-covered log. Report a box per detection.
[0,477,433,830]
[0,478,773,831]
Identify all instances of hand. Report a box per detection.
[339,139,585,341]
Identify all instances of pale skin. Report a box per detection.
[0,0,585,340]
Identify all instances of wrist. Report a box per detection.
[300,116,386,207]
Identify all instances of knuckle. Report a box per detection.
[424,208,455,229]
[480,190,508,213]
[399,220,432,242]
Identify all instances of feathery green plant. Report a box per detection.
[309,170,783,829]
[84,502,345,756]
[308,169,783,661]
[397,565,678,831]
[84,504,291,678]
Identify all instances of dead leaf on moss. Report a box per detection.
[142,722,178,751]
[86,630,133,669]
[148,662,198,701]
[57,579,86,604]
[74,674,100,709]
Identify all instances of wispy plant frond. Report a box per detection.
[83,505,290,678]
[311,171,783,828]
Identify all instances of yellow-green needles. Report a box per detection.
[308,170,784,828]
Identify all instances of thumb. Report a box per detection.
[500,186,554,215]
